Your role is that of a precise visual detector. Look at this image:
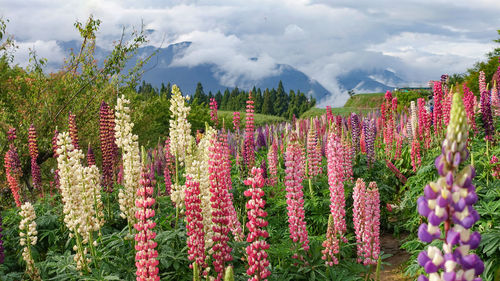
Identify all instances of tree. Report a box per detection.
[273,81,288,117]
[193,82,206,105]
[261,89,274,115]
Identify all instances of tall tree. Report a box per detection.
[193,82,206,105]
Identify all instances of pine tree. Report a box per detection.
[193,82,206,105]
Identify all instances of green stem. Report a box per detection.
[365,264,372,281]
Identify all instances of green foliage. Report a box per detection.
[217,111,286,129]
[343,93,385,109]
[393,90,430,111]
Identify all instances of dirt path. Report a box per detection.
[376,233,411,281]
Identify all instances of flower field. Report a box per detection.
[1,67,500,280]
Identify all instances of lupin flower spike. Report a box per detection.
[417,91,484,281]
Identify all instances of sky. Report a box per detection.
[1,0,500,106]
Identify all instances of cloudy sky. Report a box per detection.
[2,0,500,105]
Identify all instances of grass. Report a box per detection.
[300,92,384,118]
[218,110,286,128]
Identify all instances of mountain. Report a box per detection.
[336,68,405,94]
[53,41,406,103]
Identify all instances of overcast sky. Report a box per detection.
[1,0,500,105]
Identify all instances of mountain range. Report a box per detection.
[54,40,408,105]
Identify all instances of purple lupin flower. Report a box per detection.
[417,91,483,281]
[363,118,376,166]
[480,90,494,142]
[350,113,360,156]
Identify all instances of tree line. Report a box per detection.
[137,80,316,119]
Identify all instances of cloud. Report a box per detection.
[2,0,500,107]
[13,40,66,71]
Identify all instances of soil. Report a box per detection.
[376,233,412,281]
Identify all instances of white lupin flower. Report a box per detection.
[169,85,193,167]
[19,202,41,280]
[57,132,104,271]
[115,95,141,226]
[410,101,418,137]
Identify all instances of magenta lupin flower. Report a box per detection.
[480,88,494,142]
[433,81,444,136]
[244,167,271,281]
[210,98,219,126]
[341,141,353,183]
[233,111,241,131]
[411,138,422,172]
[208,135,233,280]
[28,124,42,190]
[353,178,368,263]
[185,176,207,275]
[244,92,256,170]
[284,133,310,256]
[322,132,347,265]
[266,138,278,187]
[134,158,160,281]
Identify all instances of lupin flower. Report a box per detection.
[87,144,96,166]
[490,155,500,179]
[411,138,422,172]
[362,182,380,265]
[28,124,42,191]
[363,118,376,166]
[169,85,193,167]
[19,202,41,281]
[51,129,61,189]
[208,134,233,280]
[115,95,141,226]
[266,138,278,186]
[491,80,499,117]
[233,111,241,131]
[57,132,104,271]
[244,92,256,170]
[341,141,354,182]
[306,121,322,178]
[210,98,219,126]
[462,85,477,135]
[134,154,160,281]
[478,71,486,97]
[480,89,494,142]
[386,159,407,184]
[99,101,116,192]
[163,138,173,195]
[285,132,310,256]
[185,176,207,276]
[68,112,80,151]
[322,132,347,265]
[433,81,444,136]
[353,178,367,263]
[4,128,22,207]
[244,167,271,281]
[350,113,361,156]
[417,91,484,281]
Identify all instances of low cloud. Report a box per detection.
[2,0,500,107]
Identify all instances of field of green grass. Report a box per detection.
[300,93,384,118]
[218,110,286,128]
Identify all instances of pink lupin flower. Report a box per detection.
[244,92,256,170]
[322,132,347,265]
[28,124,42,191]
[306,121,322,178]
[244,167,271,281]
[284,132,310,256]
[433,81,443,136]
[4,128,22,207]
[209,135,233,280]
[134,159,159,280]
[410,138,421,172]
[210,98,219,126]
[463,84,478,135]
[362,182,380,265]
[341,140,353,183]
[185,176,207,275]
[266,138,278,187]
[352,178,367,263]
[233,111,241,131]
[134,159,159,281]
